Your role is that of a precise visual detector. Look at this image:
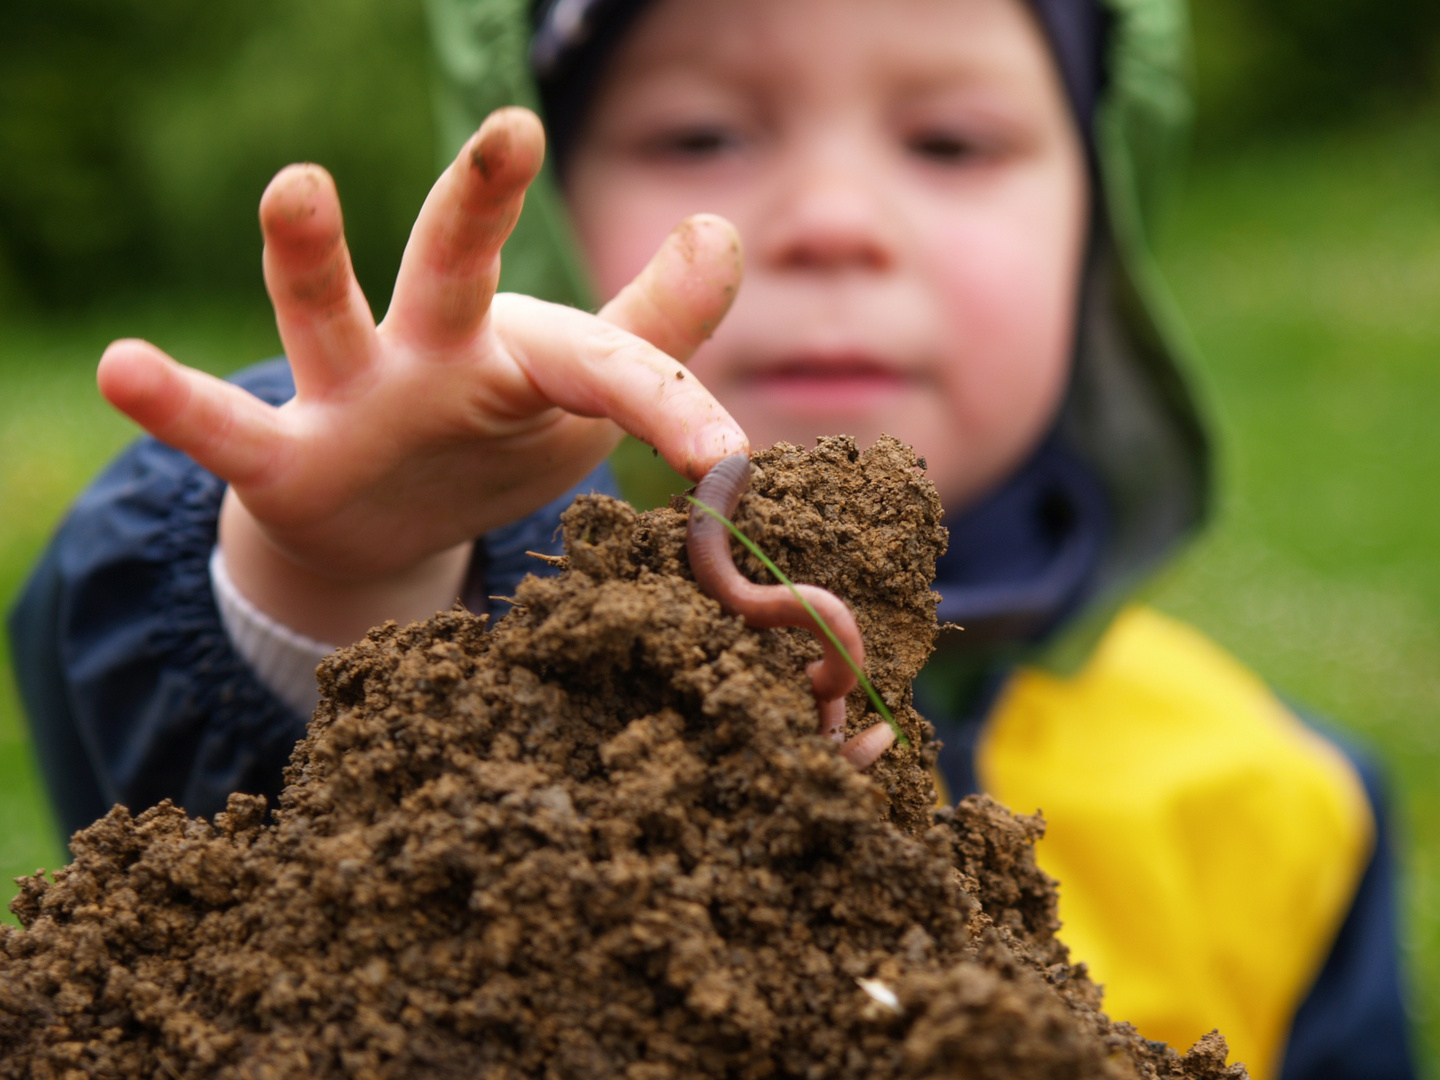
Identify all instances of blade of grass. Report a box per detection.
[687,495,909,747]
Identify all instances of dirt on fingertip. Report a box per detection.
[0,436,1246,1080]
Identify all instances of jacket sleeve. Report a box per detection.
[7,357,619,837]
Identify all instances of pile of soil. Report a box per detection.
[0,437,1244,1080]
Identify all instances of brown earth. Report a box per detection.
[0,437,1245,1080]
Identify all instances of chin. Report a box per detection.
[741,408,906,454]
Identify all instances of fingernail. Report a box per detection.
[693,422,749,474]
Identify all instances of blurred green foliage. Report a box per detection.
[2,0,1437,311]
[0,0,437,311]
[1190,0,1440,146]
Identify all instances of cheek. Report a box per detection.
[939,202,1076,387]
[917,194,1083,496]
[571,197,672,301]
[569,173,735,302]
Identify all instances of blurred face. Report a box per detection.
[566,0,1088,510]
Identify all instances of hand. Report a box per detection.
[97,107,746,644]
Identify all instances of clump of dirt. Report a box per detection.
[0,437,1245,1080]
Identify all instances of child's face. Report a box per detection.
[565,0,1089,510]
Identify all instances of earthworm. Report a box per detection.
[686,453,896,768]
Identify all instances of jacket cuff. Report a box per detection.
[209,545,335,719]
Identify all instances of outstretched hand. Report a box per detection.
[97,107,747,644]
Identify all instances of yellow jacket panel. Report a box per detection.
[977,606,1374,1080]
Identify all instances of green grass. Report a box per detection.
[1,107,1437,1070]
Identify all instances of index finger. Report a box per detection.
[494,294,748,480]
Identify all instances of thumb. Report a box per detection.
[597,213,743,364]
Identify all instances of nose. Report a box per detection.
[756,154,898,273]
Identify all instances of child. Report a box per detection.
[8,0,1413,1076]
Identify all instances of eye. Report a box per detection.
[645,125,744,161]
[907,131,980,164]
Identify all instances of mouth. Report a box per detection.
[747,355,914,414]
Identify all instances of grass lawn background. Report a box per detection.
[2,108,1437,1072]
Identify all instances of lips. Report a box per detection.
[747,354,914,414]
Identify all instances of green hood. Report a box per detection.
[423,0,1210,668]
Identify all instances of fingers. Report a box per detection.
[496,294,748,479]
[491,214,746,478]
[98,340,283,486]
[841,722,897,770]
[260,164,379,398]
[387,107,546,352]
[598,214,743,364]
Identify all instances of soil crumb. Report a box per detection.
[1,437,1245,1079]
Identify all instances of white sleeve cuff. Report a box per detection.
[209,546,337,719]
